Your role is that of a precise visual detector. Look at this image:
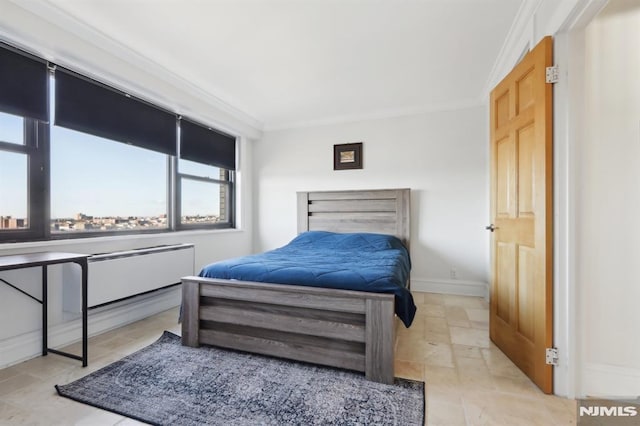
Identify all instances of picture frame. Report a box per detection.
[333,142,363,170]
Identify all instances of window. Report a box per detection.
[0,44,237,243]
[0,112,46,240]
[177,159,233,228]
[50,125,169,234]
[177,119,236,229]
[0,45,48,241]
[0,149,28,230]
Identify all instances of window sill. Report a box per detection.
[0,227,245,253]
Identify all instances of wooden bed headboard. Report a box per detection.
[296,188,411,249]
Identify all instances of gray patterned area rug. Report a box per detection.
[56,331,424,425]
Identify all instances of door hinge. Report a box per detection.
[546,66,559,84]
[546,347,559,365]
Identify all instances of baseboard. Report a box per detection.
[0,286,181,369]
[581,362,640,398]
[411,278,489,298]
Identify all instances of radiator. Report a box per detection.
[63,243,194,313]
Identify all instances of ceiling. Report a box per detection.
[8,0,525,131]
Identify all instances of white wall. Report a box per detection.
[254,106,489,296]
[577,0,640,397]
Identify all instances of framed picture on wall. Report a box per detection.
[333,142,363,170]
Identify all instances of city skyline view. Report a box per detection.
[1,212,223,232]
[1,110,223,224]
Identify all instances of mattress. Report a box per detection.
[199,231,416,327]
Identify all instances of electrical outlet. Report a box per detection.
[450,267,457,280]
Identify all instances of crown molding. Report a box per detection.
[481,0,542,99]
[3,0,543,137]
[263,98,485,132]
[556,0,609,32]
[4,0,264,139]
[481,0,610,101]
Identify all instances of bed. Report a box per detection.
[181,188,413,384]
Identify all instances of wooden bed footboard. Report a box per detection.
[181,276,397,384]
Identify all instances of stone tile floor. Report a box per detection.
[0,292,576,425]
[395,292,575,425]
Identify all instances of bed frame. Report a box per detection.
[181,188,410,384]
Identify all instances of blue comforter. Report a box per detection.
[199,231,416,327]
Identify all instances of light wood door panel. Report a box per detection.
[489,36,553,394]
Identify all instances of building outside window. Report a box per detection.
[178,159,233,228]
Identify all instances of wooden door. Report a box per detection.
[489,36,553,394]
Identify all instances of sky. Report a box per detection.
[1,110,221,219]
[50,124,168,218]
[0,113,28,218]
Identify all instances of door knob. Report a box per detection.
[485,224,498,232]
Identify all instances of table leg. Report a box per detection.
[42,265,48,357]
[81,259,88,367]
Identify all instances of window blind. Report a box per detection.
[0,45,48,121]
[180,118,236,170]
[54,69,177,155]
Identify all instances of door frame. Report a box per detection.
[553,0,608,399]
[486,0,608,398]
